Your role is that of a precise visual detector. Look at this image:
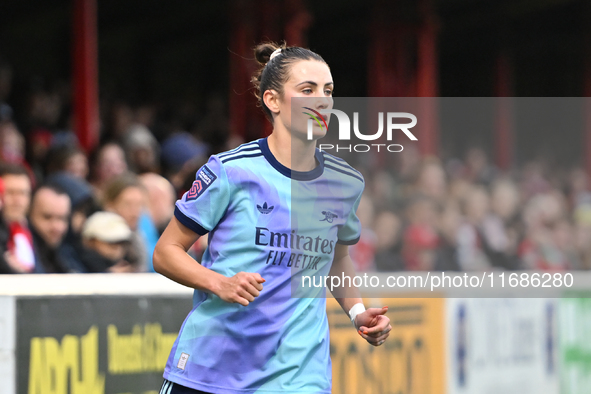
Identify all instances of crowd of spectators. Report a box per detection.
[350,146,591,272]
[0,58,215,274]
[1,56,590,274]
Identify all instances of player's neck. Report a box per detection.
[267,131,317,172]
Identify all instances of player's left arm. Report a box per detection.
[329,243,392,347]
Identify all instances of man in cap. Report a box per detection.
[79,211,133,272]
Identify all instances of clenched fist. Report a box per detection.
[214,272,265,306]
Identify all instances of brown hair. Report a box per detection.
[103,173,145,205]
[251,42,327,121]
[0,163,29,178]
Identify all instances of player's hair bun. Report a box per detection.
[254,42,284,66]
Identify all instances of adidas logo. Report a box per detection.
[257,202,274,214]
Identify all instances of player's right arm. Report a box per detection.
[153,215,264,306]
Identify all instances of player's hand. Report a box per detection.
[356,306,391,347]
[215,272,265,306]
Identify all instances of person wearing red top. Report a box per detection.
[0,163,35,273]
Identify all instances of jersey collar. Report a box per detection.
[258,137,324,181]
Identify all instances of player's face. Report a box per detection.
[277,60,334,141]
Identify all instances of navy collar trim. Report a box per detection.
[258,138,324,181]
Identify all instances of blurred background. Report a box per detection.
[1,0,591,275]
[0,1,590,393]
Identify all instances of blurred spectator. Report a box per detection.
[519,192,572,270]
[103,173,152,272]
[456,183,520,270]
[397,144,421,183]
[137,173,172,271]
[44,172,100,272]
[28,90,62,130]
[457,186,492,270]
[455,180,523,270]
[108,102,134,141]
[138,173,176,232]
[90,142,128,201]
[435,203,461,270]
[160,132,207,193]
[46,172,96,232]
[567,168,591,210]
[81,211,133,272]
[0,164,34,273]
[104,173,145,234]
[402,195,440,271]
[44,144,89,179]
[490,179,520,222]
[489,179,522,268]
[28,185,71,273]
[0,121,26,164]
[135,104,157,130]
[26,88,66,174]
[370,170,402,212]
[521,162,551,201]
[553,218,580,269]
[574,203,591,270]
[448,177,472,204]
[413,158,447,203]
[464,147,496,186]
[122,124,160,173]
[374,210,404,271]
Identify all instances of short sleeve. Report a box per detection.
[174,155,230,235]
[337,187,364,245]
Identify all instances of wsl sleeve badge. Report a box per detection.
[186,164,218,201]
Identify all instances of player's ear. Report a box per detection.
[263,89,280,115]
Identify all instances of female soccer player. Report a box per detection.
[153,42,392,394]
